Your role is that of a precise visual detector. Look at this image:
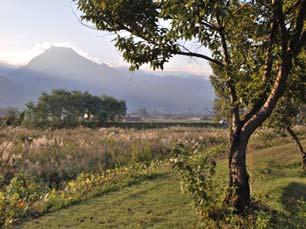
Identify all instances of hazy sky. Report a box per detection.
[0,0,212,76]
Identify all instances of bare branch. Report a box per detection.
[174,50,223,66]
[70,0,97,30]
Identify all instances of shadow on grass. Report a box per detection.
[266,182,306,228]
[281,182,306,212]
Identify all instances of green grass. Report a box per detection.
[21,174,197,228]
[21,141,305,228]
[249,141,306,212]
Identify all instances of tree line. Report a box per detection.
[0,89,126,128]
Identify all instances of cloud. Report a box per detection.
[139,63,212,79]
[0,42,101,66]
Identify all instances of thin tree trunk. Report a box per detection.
[286,127,306,171]
[224,60,293,213]
[225,128,251,212]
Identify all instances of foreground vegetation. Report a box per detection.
[0,126,305,227]
[0,127,227,187]
[22,140,305,228]
[1,126,304,187]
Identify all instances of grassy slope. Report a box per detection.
[22,141,306,229]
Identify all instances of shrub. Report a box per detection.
[0,173,49,225]
[171,143,227,227]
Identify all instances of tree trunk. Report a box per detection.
[286,127,306,171]
[225,128,251,212]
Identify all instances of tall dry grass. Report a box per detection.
[0,126,304,186]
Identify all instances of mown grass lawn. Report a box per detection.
[21,141,305,228]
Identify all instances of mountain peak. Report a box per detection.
[26,46,97,72]
[43,46,78,56]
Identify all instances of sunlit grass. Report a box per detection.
[22,140,306,228]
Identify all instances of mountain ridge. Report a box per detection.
[1,47,215,113]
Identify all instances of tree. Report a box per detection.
[100,95,126,121]
[267,96,306,171]
[0,107,19,126]
[75,0,306,212]
[301,104,306,123]
[213,46,306,170]
[214,80,306,171]
[23,90,127,127]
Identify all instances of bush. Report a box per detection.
[0,173,49,225]
[171,143,227,227]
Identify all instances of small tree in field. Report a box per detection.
[267,98,306,171]
[75,0,305,212]
[268,99,306,171]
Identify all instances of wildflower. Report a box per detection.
[17,200,25,209]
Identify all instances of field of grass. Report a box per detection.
[21,140,306,228]
[0,127,228,188]
[1,126,304,187]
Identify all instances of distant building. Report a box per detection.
[124,116,142,122]
[190,117,201,121]
[219,118,227,125]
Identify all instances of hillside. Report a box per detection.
[0,76,32,108]
[22,141,306,228]
[0,47,215,113]
[0,62,17,75]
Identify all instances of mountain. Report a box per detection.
[1,47,215,113]
[0,62,18,75]
[0,76,31,108]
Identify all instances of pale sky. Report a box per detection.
[0,0,212,76]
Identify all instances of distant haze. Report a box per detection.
[0,47,215,113]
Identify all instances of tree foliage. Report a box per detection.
[0,107,20,126]
[22,90,126,128]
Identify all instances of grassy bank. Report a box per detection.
[21,140,306,228]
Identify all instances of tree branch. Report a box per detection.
[295,31,306,56]
[262,14,279,83]
[224,3,251,28]
[291,0,306,56]
[216,17,241,127]
[287,126,305,155]
[118,23,225,67]
[285,0,302,14]
[242,5,280,123]
[173,50,223,66]
[201,21,220,31]
[242,1,292,138]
